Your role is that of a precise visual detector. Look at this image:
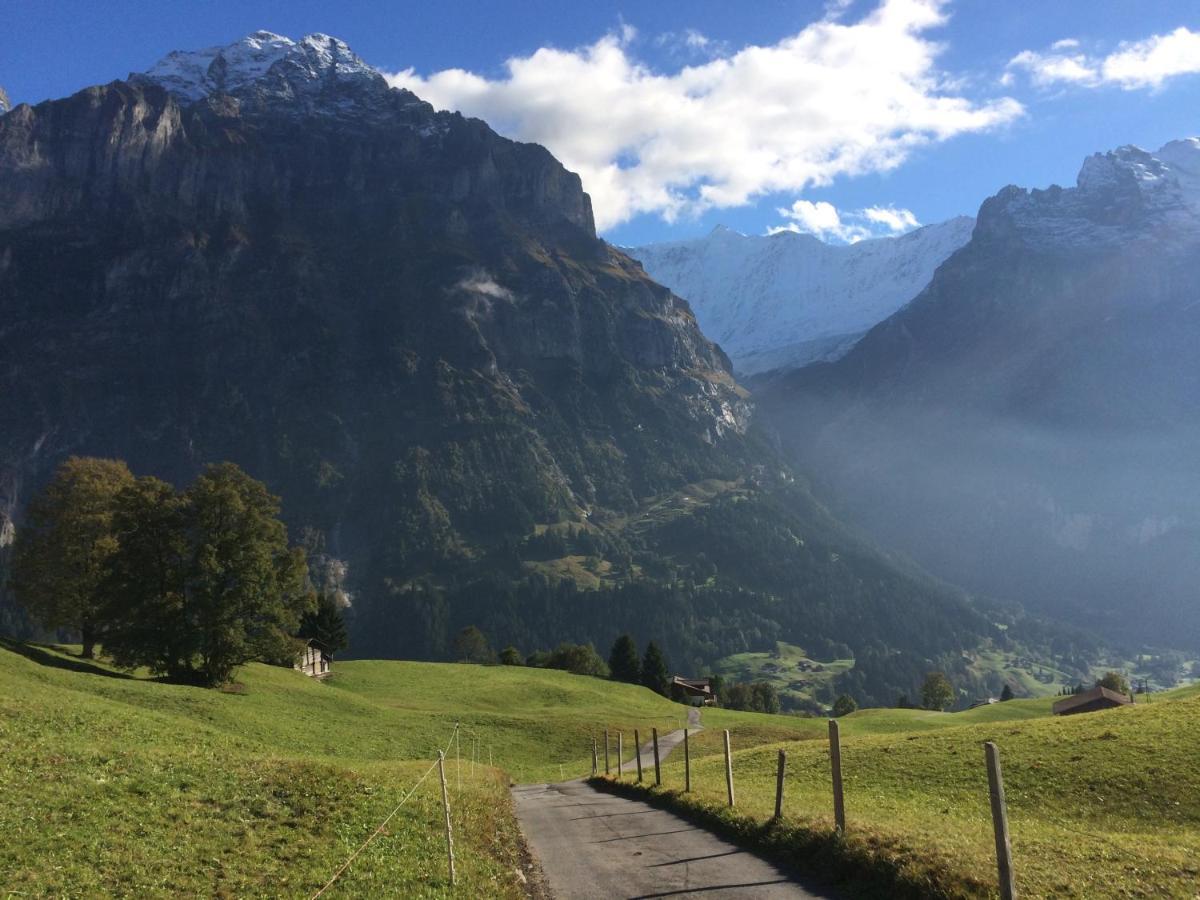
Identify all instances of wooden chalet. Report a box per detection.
[671,675,715,706]
[295,638,333,678]
[1051,685,1132,716]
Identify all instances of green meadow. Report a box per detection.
[617,687,1200,898]
[0,642,803,897]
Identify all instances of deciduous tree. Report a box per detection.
[454,625,493,663]
[921,671,955,711]
[11,457,134,658]
[832,694,858,717]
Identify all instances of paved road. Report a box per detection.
[513,715,835,899]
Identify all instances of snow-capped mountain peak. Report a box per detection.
[628,217,975,375]
[135,30,386,104]
[979,138,1200,251]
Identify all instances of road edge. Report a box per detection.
[587,776,988,900]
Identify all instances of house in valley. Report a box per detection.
[1051,685,1132,716]
[671,676,715,706]
[295,639,333,678]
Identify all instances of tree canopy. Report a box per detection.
[11,457,134,658]
[454,626,494,663]
[921,671,955,711]
[832,694,858,717]
[1097,671,1130,695]
[99,464,312,686]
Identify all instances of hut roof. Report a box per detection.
[1051,685,1131,715]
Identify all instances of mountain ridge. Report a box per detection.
[628,216,974,375]
[0,31,1030,704]
[760,136,1200,650]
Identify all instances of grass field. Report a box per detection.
[613,689,1200,898]
[0,641,808,898]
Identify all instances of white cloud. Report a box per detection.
[862,204,921,232]
[770,200,921,243]
[386,0,1021,231]
[1007,27,1200,91]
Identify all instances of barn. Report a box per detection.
[1052,685,1132,716]
[295,639,333,678]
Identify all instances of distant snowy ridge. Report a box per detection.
[627,217,974,375]
[979,139,1200,251]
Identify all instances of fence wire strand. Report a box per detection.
[309,721,462,900]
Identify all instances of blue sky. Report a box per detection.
[5,1,1200,245]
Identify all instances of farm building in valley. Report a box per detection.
[671,676,715,706]
[1052,685,1132,716]
[295,639,333,678]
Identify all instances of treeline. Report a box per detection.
[448,625,679,695]
[9,457,332,686]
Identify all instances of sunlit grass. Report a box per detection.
[0,642,812,897]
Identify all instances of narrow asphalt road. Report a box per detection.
[513,711,836,899]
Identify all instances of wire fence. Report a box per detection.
[308,722,465,899]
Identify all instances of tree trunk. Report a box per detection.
[81,622,96,659]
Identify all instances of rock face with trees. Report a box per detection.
[0,32,1035,705]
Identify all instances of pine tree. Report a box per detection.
[1000,683,1015,701]
[11,457,134,658]
[641,641,670,696]
[299,592,348,653]
[608,633,641,683]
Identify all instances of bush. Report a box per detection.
[832,694,858,717]
[499,646,523,666]
[545,642,609,677]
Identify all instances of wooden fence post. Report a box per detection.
[604,729,610,775]
[829,719,845,834]
[774,749,787,819]
[652,728,661,786]
[723,729,735,807]
[618,732,623,777]
[437,750,457,886]
[635,729,643,783]
[684,728,691,792]
[984,742,1017,900]
[592,737,598,777]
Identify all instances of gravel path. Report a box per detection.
[513,712,835,899]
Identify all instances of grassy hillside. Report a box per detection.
[622,691,1200,898]
[0,642,807,897]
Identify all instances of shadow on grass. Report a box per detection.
[0,639,135,680]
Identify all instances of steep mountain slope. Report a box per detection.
[760,139,1200,650]
[0,31,1041,702]
[628,217,973,374]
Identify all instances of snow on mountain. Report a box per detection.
[627,217,975,375]
[134,30,389,111]
[0,86,9,115]
[977,139,1200,251]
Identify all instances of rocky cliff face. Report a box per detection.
[0,34,1008,694]
[761,139,1200,650]
[0,33,762,636]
